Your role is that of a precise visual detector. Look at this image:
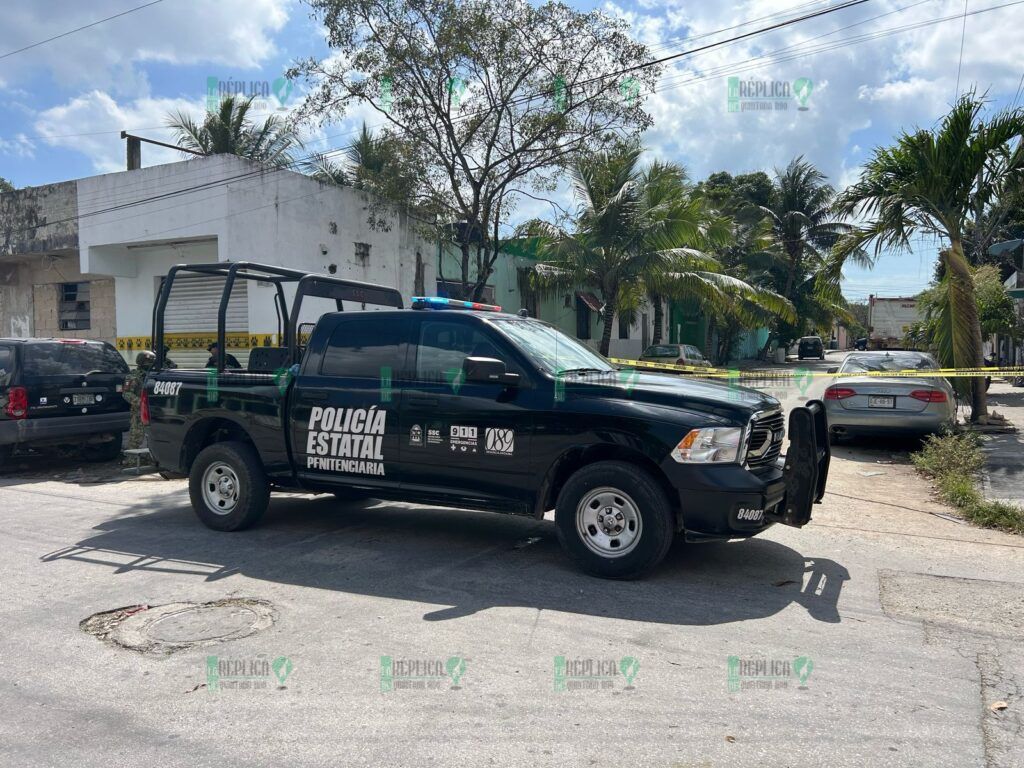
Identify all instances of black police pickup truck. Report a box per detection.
[144,263,829,578]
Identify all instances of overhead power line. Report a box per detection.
[10,0,1020,235]
[0,0,165,60]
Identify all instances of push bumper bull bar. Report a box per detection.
[769,399,830,527]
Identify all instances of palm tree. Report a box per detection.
[534,145,793,356]
[757,157,864,357]
[834,94,1024,422]
[166,95,301,166]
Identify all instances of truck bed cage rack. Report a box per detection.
[153,261,404,371]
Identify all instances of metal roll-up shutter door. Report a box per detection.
[162,276,249,368]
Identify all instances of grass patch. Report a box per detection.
[911,432,1024,535]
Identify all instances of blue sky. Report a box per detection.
[2,0,1022,302]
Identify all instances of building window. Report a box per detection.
[354,242,371,262]
[58,282,91,331]
[618,314,630,339]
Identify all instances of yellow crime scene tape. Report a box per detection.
[607,357,1024,380]
[116,333,279,352]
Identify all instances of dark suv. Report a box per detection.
[797,336,825,360]
[0,338,130,466]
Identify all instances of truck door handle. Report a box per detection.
[305,389,330,402]
[407,395,439,407]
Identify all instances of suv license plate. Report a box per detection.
[73,393,96,405]
[868,395,895,408]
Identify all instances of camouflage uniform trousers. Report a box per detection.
[124,370,147,450]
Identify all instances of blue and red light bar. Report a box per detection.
[411,296,502,312]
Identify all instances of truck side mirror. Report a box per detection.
[463,356,519,386]
[827,367,839,374]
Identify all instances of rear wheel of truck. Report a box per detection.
[554,461,674,579]
[189,441,270,532]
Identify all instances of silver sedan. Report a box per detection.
[824,351,957,441]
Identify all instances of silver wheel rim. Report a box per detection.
[575,486,643,558]
[202,462,240,515]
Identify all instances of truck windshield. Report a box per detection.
[489,318,614,375]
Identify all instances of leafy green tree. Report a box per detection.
[975,264,1018,337]
[844,301,870,340]
[293,0,658,301]
[758,157,863,354]
[166,95,302,166]
[835,94,1024,422]
[533,145,792,356]
[301,123,419,229]
[695,170,780,362]
[0,177,14,194]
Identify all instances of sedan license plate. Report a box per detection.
[72,393,96,406]
[868,395,895,409]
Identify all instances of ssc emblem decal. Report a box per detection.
[485,428,514,455]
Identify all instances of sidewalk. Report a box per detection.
[981,381,1024,505]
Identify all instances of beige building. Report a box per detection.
[1,180,118,343]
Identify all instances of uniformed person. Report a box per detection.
[124,350,155,449]
[162,345,178,369]
[205,342,242,369]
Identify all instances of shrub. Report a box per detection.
[911,432,1024,535]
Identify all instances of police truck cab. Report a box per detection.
[144,263,829,579]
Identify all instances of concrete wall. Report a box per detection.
[0,181,85,339]
[0,181,78,257]
[78,155,439,349]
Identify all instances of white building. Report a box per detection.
[1,155,438,365]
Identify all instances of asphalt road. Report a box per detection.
[1,353,1022,768]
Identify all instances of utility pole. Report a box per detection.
[121,131,204,170]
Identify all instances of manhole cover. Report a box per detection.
[81,598,276,655]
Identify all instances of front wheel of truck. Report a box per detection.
[189,441,270,531]
[554,461,674,579]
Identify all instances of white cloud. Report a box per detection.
[0,0,291,99]
[34,91,202,173]
[0,132,33,159]
[604,0,1023,188]
[33,88,331,175]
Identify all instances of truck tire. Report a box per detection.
[189,441,270,532]
[554,461,674,579]
[80,434,122,463]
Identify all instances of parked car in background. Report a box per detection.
[639,343,712,369]
[0,338,130,467]
[798,336,825,360]
[854,337,868,351]
[824,351,955,441]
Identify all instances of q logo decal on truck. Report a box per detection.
[306,406,387,476]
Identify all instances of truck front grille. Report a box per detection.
[745,410,785,468]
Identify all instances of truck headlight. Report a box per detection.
[670,427,744,464]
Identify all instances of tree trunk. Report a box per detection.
[458,241,471,297]
[599,294,616,357]
[943,241,988,423]
[651,292,663,344]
